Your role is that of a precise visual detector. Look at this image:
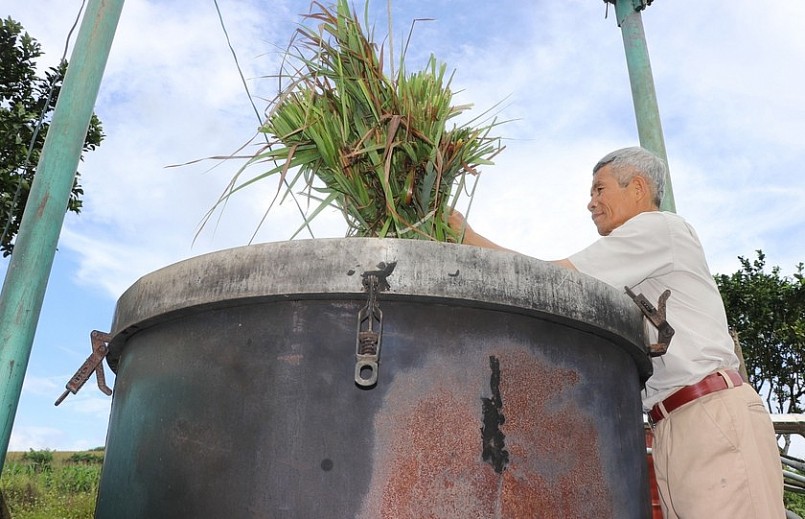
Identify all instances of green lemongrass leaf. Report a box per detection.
[417,160,436,214]
[377,215,393,238]
[289,190,341,239]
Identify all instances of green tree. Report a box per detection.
[0,16,103,257]
[715,250,805,450]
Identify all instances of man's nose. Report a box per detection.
[587,197,596,212]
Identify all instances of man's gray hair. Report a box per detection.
[593,147,667,208]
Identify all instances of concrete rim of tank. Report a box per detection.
[107,238,651,380]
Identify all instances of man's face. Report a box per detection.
[587,165,640,236]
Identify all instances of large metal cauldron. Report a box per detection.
[95,238,652,518]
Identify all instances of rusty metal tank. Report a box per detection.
[95,238,652,518]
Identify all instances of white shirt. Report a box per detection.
[569,211,739,409]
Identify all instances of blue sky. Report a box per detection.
[3,0,804,458]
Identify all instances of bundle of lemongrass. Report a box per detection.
[216,0,504,241]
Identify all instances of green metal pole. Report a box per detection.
[0,0,124,470]
[614,0,676,212]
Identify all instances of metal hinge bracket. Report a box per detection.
[55,330,113,406]
[625,287,674,357]
[354,261,396,387]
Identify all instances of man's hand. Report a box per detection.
[448,210,470,238]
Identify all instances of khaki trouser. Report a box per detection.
[652,381,786,518]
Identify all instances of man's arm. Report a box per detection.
[448,211,511,251]
[448,211,577,271]
[551,258,577,271]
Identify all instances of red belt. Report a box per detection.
[648,370,743,424]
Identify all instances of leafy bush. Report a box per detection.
[0,452,100,519]
[54,465,100,494]
[0,17,104,257]
[67,452,103,465]
[786,491,805,517]
[785,463,805,516]
[0,463,43,509]
[21,449,53,472]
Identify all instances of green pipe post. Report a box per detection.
[614,0,676,212]
[0,0,125,470]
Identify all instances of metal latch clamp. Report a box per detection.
[354,261,396,387]
[625,287,674,357]
[55,330,113,406]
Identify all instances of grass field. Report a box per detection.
[0,449,102,519]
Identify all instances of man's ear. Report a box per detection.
[631,174,651,203]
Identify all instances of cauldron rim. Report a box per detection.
[107,238,650,379]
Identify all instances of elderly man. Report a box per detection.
[452,146,785,518]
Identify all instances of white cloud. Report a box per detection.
[8,426,66,452]
[21,375,61,396]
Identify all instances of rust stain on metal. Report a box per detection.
[496,349,612,518]
[364,387,498,518]
[358,347,612,518]
[37,193,50,217]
